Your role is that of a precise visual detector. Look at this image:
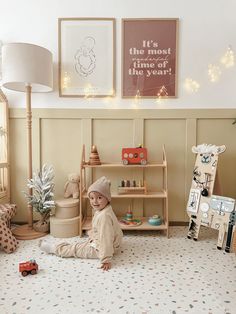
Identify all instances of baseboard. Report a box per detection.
[169,221,188,226]
[13,220,189,226]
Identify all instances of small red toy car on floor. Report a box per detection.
[19,259,38,277]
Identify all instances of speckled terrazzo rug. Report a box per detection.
[0,226,235,314]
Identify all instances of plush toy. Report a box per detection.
[64,173,80,199]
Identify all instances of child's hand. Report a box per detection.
[100,262,111,271]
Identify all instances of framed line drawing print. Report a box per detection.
[58,18,115,97]
[122,18,178,98]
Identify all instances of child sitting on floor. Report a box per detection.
[40,176,123,271]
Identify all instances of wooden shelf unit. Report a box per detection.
[79,145,169,237]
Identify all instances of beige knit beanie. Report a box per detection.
[87,176,111,202]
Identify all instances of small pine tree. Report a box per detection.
[24,164,55,221]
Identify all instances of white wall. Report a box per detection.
[0,0,236,109]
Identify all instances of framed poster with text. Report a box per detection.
[122,18,178,98]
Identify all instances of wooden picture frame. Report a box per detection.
[58,18,116,97]
[122,18,179,98]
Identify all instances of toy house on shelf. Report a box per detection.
[79,144,169,237]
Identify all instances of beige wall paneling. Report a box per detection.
[33,117,41,171]
[0,92,10,204]
[10,115,49,221]
[144,119,186,221]
[9,117,28,222]
[197,118,236,199]
[32,117,41,221]
[9,109,236,223]
[41,118,82,201]
[81,118,92,217]
[185,118,197,221]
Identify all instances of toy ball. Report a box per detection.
[148,215,162,226]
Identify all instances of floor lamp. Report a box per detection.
[2,43,53,240]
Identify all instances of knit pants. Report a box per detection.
[55,239,99,259]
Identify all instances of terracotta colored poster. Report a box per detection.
[122,19,178,98]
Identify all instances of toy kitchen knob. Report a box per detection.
[201,188,208,197]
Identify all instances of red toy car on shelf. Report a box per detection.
[19,259,38,277]
[122,147,147,165]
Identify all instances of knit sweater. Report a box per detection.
[90,204,123,263]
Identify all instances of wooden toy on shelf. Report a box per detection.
[122,146,147,165]
[126,205,133,221]
[119,205,142,226]
[80,144,169,237]
[88,145,101,165]
[19,259,38,277]
[118,180,147,195]
[119,218,142,226]
[148,215,162,226]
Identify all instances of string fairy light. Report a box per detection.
[155,85,168,104]
[184,78,200,93]
[62,71,71,89]
[208,64,221,82]
[134,89,141,103]
[220,46,235,68]
[157,85,168,98]
[83,84,96,98]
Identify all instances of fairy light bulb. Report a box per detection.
[157,85,168,98]
[84,84,94,98]
[109,88,115,97]
[155,86,168,104]
[184,78,200,93]
[221,47,235,68]
[134,89,141,103]
[62,71,71,89]
[208,64,221,82]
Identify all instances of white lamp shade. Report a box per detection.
[2,43,53,92]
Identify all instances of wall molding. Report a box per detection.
[10,108,236,119]
[9,108,236,223]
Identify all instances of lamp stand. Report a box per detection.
[12,86,47,240]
